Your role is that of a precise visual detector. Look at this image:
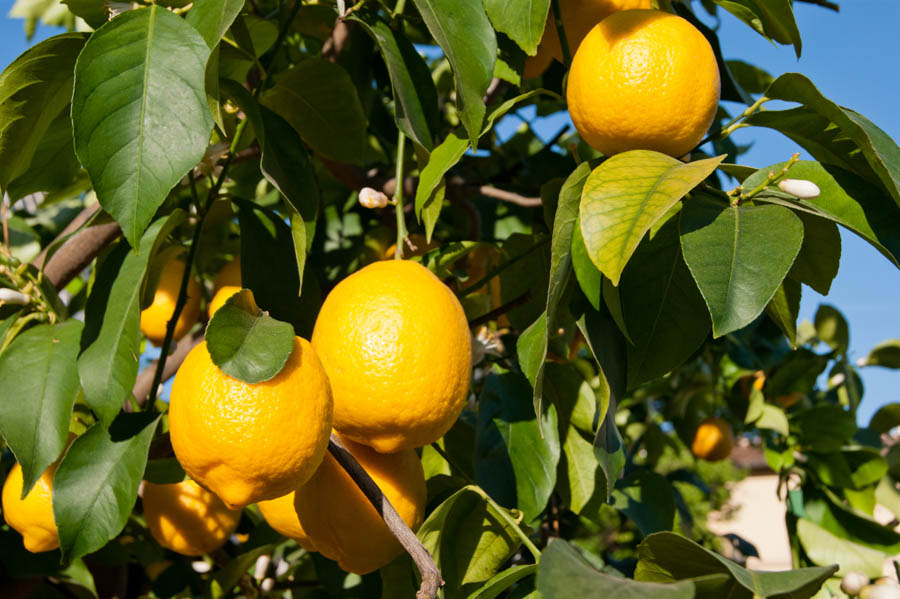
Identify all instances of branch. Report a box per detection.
[327,434,443,599]
[474,185,542,207]
[129,330,204,410]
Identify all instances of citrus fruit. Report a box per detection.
[2,461,59,553]
[213,257,241,291]
[142,478,242,556]
[207,285,241,319]
[140,252,202,346]
[566,9,720,157]
[257,491,316,552]
[293,434,426,574]
[169,337,333,509]
[691,416,734,462]
[311,260,471,452]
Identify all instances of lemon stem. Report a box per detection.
[551,0,572,68]
[392,0,406,18]
[740,152,800,202]
[701,95,770,147]
[393,131,409,259]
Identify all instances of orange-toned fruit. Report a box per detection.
[1,462,59,553]
[311,260,471,452]
[169,338,333,509]
[294,434,426,574]
[257,491,316,552]
[207,285,241,319]
[143,479,242,556]
[140,254,202,346]
[691,417,734,462]
[213,257,241,291]
[566,9,720,157]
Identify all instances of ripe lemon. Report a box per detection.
[566,9,720,157]
[2,461,59,553]
[140,253,202,346]
[142,478,242,556]
[257,491,316,552]
[293,434,426,574]
[311,260,471,453]
[525,0,652,77]
[207,285,241,319]
[213,257,241,291]
[169,337,333,509]
[691,416,734,462]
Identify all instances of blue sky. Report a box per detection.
[1,0,898,423]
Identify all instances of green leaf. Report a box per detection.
[483,0,550,56]
[788,212,841,296]
[680,196,803,337]
[418,486,524,598]
[796,519,885,577]
[580,150,724,286]
[261,58,368,165]
[746,73,900,207]
[54,412,159,561]
[185,0,244,49]
[765,276,800,347]
[467,564,536,599]
[724,59,774,95]
[755,404,789,436]
[612,471,675,536]
[814,304,849,353]
[863,341,900,369]
[78,212,184,426]
[538,539,696,599]
[475,369,559,524]
[571,218,602,311]
[143,457,187,484]
[0,320,82,497]
[870,403,900,433]
[518,162,590,416]
[6,108,80,202]
[621,219,710,387]
[352,15,439,151]
[412,0,496,149]
[205,289,295,384]
[712,0,801,57]
[790,405,856,452]
[0,33,86,192]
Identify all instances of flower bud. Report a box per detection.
[777,178,820,199]
[0,288,30,305]
[842,572,870,596]
[358,187,389,209]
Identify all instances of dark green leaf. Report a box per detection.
[0,33,86,192]
[0,320,82,497]
[580,150,724,285]
[621,220,710,387]
[468,564,537,599]
[6,108,80,201]
[612,471,675,536]
[78,212,184,426]
[788,212,841,296]
[205,289,295,384]
[746,73,900,206]
[262,58,368,165]
[72,7,213,247]
[185,0,244,49]
[765,276,801,347]
[863,341,900,370]
[412,0,496,148]
[724,59,774,95]
[484,0,550,55]
[790,405,856,452]
[352,15,439,151]
[571,218,602,311]
[814,304,849,353]
[418,486,523,598]
[712,0,801,57]
[54,412,159,561]
[538,539,695,599]
[62,0,107,29]
[680,196,803,337]
[870,403,900,432]
[143,457,187,484]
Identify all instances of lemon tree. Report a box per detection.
[0,0,899,597]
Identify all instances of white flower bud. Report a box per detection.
[862,584,900,599]
[261,578,275,592]
[254,554,270,580]
[358,187,389,209]
[0,289,30,305]
[842,572,870,596]
[191,560,212,573]
[777,178,820,199]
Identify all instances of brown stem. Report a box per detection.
[129,330,203,410]
[322,20,352,62]
[474,185,542,207]
[327,434,443,599]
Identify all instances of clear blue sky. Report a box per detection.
[2,0,898,423]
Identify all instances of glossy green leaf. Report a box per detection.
[814,304,849,353]
[680,196,803,337]
[185,0,244,49]
[468,564,537,599]
[78,212,183,426]
[262,58,368,165]
[412,0,496,149]
[54,412,159,561]
[571,218,602,311]
[765,276,800,347]
[475,369,559,524]
[0,320,82,497]
[484,0,551,56]
[205,289,295,384]
[538,539,695,599]
[580,150,724,286]
[0,33,85,192]
[620,220,710,387]
[788,212,841,296]
[724,59,774,95]
[353,15,439,151]
[746,73,900,206]
[790,405,856,452]
[72,7,213,247]
[712,0,801,57]
[62,0,107,29]
[796,519,884,577]
[418,485,523,598]
[612,471,675,536]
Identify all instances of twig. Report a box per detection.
[42,220,122,290]
[699,95,769,147]
[1,194,9,249]
[393,131,409,259]
[550,0,572,68]
[795,0,839,11]
[327,434,443,599]
[322,20,352,62]
[475,186,542,207]
[130,330,203,409]
[468,290,531,327]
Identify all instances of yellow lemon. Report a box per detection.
[207,285,242,319]
[2,461,59,553]
[140,254,202,346]
[691,417,734,462]
[257,491,317,552]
